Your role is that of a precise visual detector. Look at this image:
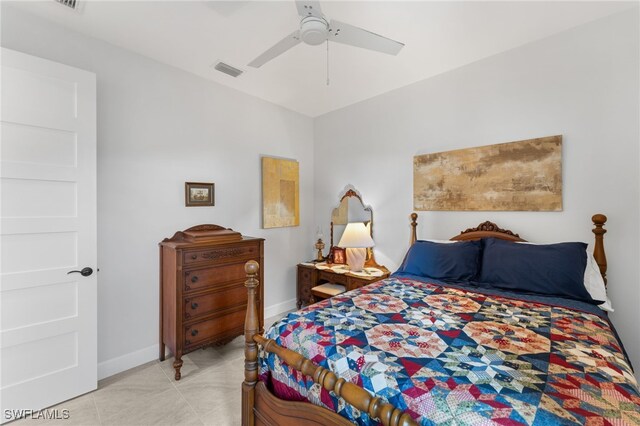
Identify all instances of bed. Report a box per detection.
[241,214,640,426]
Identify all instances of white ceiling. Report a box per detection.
[8,1,636,117]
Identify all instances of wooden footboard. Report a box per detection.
[242,261,417,426]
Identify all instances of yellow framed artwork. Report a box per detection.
[262,156,300,228]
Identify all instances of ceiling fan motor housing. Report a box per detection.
[300,16,328,45]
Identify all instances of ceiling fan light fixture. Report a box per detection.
[300,16,328,45]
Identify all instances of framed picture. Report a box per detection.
[185,182,214,207]
[332,247,346,265]
[262,156,299,228]
[414,135,562,211]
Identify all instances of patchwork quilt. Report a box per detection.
[259,277,640,425]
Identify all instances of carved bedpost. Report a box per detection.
[592,214,608,286]
[242,260,260,426]
[410,213,418,245]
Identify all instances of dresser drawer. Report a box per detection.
[183,244,258,265]
[347,275,388,291]
[319,270,348,286]
[298,267,315,285]
[183,285,247,320]
[347,278,371,291]
[184,263,247,292]
[184,308,246,348]
[297,268,313,305]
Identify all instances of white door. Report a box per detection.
[0,48,97,422]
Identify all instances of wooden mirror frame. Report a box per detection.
[329,187,377,265]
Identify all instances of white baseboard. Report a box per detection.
[97,299,298,380]
[264,298,297,320]
[98,343,158,380]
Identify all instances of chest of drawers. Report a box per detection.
[159,224,264,380]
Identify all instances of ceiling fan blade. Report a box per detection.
[296,0,323,18]
[248,30,301,68]
[329,19,404,55]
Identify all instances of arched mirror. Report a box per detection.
[329,187,376,265]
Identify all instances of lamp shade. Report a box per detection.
[338,222,375,248]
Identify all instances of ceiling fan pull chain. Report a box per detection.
[326,39,330,86]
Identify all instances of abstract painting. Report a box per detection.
[414,135,562,211]
[262,156,300,228]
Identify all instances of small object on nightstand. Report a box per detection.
[314,227,325,262]
[338,222,375,272]
[330,265,349,274]
[349,267,384,278]
[314,238,325,262]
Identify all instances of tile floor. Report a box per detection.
[14,311,291,426]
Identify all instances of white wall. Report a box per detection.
[315,10,640,371]
[1,5,315,378]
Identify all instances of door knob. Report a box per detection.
[67,267,94,277]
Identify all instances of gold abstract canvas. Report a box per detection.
[414,135,562,211]
[262,157,300,228]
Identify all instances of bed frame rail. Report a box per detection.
[242,261,417,426]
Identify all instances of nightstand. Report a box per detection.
[296,263,390,308]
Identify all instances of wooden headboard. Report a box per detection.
[409,213,608,286]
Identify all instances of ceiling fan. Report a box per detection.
[248,0,404,68]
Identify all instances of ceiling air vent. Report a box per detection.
[54,0,78,9]
[213,62,243,78]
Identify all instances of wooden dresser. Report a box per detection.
[296,263,390,308]
[159,224,264,380]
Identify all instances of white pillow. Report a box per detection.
[584,247,613,312]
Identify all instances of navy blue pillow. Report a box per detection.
[479,238,595,303]
[396,240,481,282]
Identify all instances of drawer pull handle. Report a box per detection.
[191,276,199,283]
[191,302,199,310]
[191,329,198,337]
[191,255,197,260]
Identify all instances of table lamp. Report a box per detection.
[338,222,375,272]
